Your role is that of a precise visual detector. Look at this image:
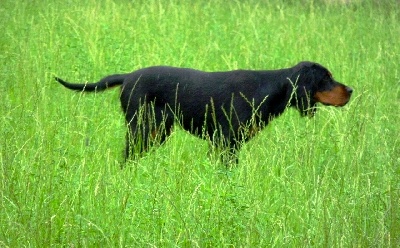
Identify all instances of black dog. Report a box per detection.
[56,61,353,163]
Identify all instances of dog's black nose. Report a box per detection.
[346,86,353,94]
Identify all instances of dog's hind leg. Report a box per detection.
[152,106,174,145]
[124,105,174,162]
[124,120,143,162]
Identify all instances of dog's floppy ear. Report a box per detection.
[291,62,321,116]
[295,62,325,87]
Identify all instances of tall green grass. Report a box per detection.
[1,0,399,246]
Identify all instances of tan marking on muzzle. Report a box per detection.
[314,85,351,106]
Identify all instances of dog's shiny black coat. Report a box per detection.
[56,61,353,163]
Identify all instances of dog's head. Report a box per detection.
[290,61,353,116]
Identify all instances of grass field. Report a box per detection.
[1,0,399,246]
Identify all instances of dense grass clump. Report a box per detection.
[1,0,399,246]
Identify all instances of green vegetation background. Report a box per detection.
[1,0,399,246]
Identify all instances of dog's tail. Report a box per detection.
[55,74,126,92]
